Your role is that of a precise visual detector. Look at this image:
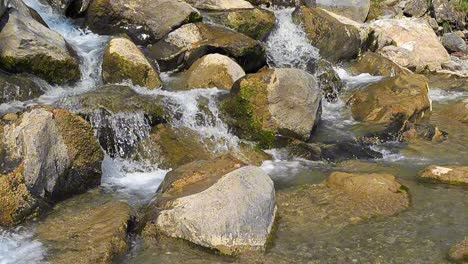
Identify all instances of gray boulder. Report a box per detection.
[0,11,80,84]
[403,0,428,17]
[143,156,276,255]
[441,32,467,54]
[85,0,202,44]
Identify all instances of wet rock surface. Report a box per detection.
[0,72,43,104]
[419,165,468,185]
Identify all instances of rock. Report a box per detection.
[143,157,276,255]
[190,0,254,10]
[184,53,245,90]
[403,0,428,17]
[286,140,383,162]
[350,51,412,77]
[46,0,91,16]
[3,107,103,200]
[315,0,371,22]
[205,8,275,40]
[441,32,467,54]
[277,171,409,233]
[0,166,40,226]
[313,59,343,102]
[432,0,466,30]
[370,18,451,71]
[85,0,202,44]
[221,68,321,147]
[102,37,162,89]
[441,99,468,123]
[347,74,431,124]
[148,22,266,73]
[37,191,133,263]
[0,72,43,104]
[0,11,80,84]
[292,7,361,62]
[418,165,468,185]
[449,237,468,263]
[66,84,166,122]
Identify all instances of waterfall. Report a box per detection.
[265,7,320,69]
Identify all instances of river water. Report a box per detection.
[0,3,467,264]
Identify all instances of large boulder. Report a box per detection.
[315,0,370,22]
[0,11,80,84]
[418,165,468,185]
[206,8,276,40]
[403,0,428,17]
[3,107,103,200]
[184,53,245,90]
[0,107,103,225]
[0,72,43,104]
[188,0,254,10]
[102,37,162,89]
[350,52,412,77]
[221,68,321,147]
[37,191,133,263]
[147,22,266,73]
[292,7,361,62]
[278,171,409,233]
[347,74,431,124]
[85,0,202,44]
[370,18,451,72]
[143,156,276,255]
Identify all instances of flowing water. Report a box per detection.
[1,1,467,263]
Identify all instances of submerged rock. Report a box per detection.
[221,68,321,147]
[0,11,80,84]
[449,237,468,263]
[85,0,201,44]
[37,191,134,263]
[441,99,468,123]
[184,53,245,90]
[206,8,276,40]
[292,7,361,62]
[347,74,431,124]
[143,156,276,255]
[418,165,468,185]
[0,72,43,104]
[278,171,409,232]
[102,37,162,89]
[370,18,451,72]
[147,22,266,73]
[350,52,412,77]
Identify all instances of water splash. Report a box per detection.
[265,7,320,69]
[429,89,468,102]
[23,0,108,104]
[334,67,383,89]
[0,227,46,264]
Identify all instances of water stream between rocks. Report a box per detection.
[0,3,467,264]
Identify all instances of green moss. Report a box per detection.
[224,9,275,40]
[0,54,80,85]
[221,73,276,149]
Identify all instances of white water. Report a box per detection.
[0,227,46,264]
[429,89,468,102]
[23,0,108,104]
[335,67,384,89]
[265,8,320,69]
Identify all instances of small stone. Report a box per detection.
[441,32,467,54]
[2,113,18,121]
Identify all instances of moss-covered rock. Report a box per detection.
[0,72,43,104]
[347,74,431,124]
[314,59,343,102]
[148,22,266,73]
[221,68,321,148]
[37,190,133,263]
[292,7,361,62]
[85,0,202,44]
[183,53,245,90]
[350,51,412,77]
[0,11,80,85]
[206,8,276,40]
[102,37,162,89]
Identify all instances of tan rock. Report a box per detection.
[370,18,451,71]
[193,0,254,10]
[347,74,431,124]
[351,51,412,76]
[102,37,162,89]
[184,53,245,90]
[449,237,468,263]
[419,165,468,185]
